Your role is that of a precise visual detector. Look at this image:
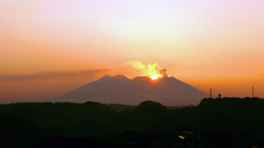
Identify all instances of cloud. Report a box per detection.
[124,60,168,78]
[0,69,110,81]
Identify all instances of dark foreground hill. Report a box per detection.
[0,114,45,148]
[1,98,264,147]
[55,75,208,106]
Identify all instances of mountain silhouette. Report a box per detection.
[55,75,208,106]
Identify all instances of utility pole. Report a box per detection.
[252,86,254,98]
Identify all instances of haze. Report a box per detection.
[1,0,264,103]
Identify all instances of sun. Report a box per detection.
[151,75,159,80]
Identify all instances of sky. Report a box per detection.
[1,0,264,103]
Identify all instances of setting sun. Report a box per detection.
[151,75,159,80]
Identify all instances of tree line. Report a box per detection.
[0,97,264,147]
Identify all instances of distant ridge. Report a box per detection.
[54,75,209,106]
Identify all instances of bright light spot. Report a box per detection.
[151,75,159,80]
[179,135,185,140]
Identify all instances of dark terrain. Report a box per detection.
[0,97,264,148]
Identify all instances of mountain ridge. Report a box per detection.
[54,75,209,106]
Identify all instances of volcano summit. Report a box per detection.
[55,75,208,106]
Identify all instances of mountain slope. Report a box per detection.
[54,75,208,106]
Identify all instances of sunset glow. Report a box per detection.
[124,60,166,79]
[1,0,264,103]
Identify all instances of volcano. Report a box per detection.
[54,75,208,106]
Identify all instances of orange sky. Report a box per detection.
[1,0,264,103]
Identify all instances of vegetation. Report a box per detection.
[0,97,264,147]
